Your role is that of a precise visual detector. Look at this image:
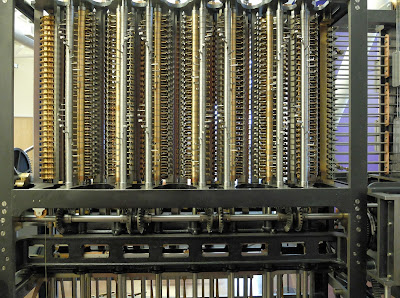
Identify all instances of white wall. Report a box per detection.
[14,56,34,118]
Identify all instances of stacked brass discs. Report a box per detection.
[39,16,56,181]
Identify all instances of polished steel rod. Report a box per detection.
[199,0,206,189]
[224,1,232,189]
[65,0,74,189]
[145,0,153,189]
[300,1,310,188]
[276,1,284,188]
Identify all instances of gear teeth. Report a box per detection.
[295,208,304,232]
[206,208,214,233]
[218,207,224,233]
[137,208,145,234]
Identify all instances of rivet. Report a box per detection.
[1,202,6,207]
[353,252,357,256]
[357,243,361,247]
[356,227,361,232]
[0,231,5,237]
[1,209,6,215]
[5,257,9,262]
[1,248,5,253]
[355,206,360,212]
[355,199,360,204]
[355,5,360,10]
[356,215,361,220]
[356,260,360,265]
[0,218,5,224]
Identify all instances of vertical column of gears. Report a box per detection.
[216,11,225,184]
[308,17,319,181]
[326,26,336,180]
[105,12,117,181]
[153,8,162,185]
[83,11,101,182]
[39,16,55,181]
[73,7,86,184]
[293,14,302,183]
[205,14,217,183]
[179,12,193,182]
[138,18,146,182]
[258,16,267,183]
[159,13,174,182]
[126,12,135,182]
[281,14,290,182]
[251,14,260,182]
[234,14,245,182]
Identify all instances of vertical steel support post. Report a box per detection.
[262,271,273,298]
[119,0,128,189]
[65,0,74,188]
[118,274,127,298]
[224,0,232,189]
[199,0,206,189]
[193,273,198,298]
[276,1,284,187]
[145,0,153,189]
[348,0,368,296]
[0,0,15,295]
[300,1,309,188]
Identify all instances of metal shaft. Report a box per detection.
[145,0,153,189]
[156,273,162,298]
[302,271,308,298]
[276,1,284,187]
[199,0,206,189]
[119,1,128,189]
[192,6,200,185]
[193,273,198,298]
[118,274,127,298]
[228,272,234,298]
[300,1,309,188]
[224,0,232,189]
[65,0,74,189]
[262,271,273,298]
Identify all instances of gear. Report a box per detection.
[55,208,77,234]
[284,207,293,233]
[295,208,304,232]
[136,208,145,234]
[126,209,134,234]
[218,207,224,233]
[206,208,214,233]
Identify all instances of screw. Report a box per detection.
[0,231,5,237]
[356,227,361,232]
[1,202,6,207]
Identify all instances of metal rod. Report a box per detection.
[300,1,309,188]
[119,0,127,189]
[244,276,248,298]
[156,273,162,298]
[384,285,391,298]
[198,0,206,189]
[209,278,213,298]
[106,277,112,298]
[175,277,180,298]
[192,6,199,185]
[224,0,231,189]
[262,271,273,298]
[18,212,346,223]
[266,7,274,185]
[145,0,153,189]
[309,272,315,297]
[228,272,234,298]
[118,274,127,298]
[301,271,308,298]
[296,274,301,298]
[276,1,283,188]
[141,277,146,298]
[193,273,198,298]
[277,274,282,298]
[65,0,74,189]
[72,277,77,298]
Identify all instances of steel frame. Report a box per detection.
[0,0,369,297]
